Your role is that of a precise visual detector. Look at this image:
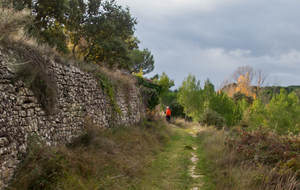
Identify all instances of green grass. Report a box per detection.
[139,128,195,189]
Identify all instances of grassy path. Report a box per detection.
[8,120,216,190]
[140,125,214,190]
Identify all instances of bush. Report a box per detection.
[169,100,185,118]
[198,128,300,190]
[227,127,300,172]
[199,108,225,130]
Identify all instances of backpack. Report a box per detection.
[166,108,171,116]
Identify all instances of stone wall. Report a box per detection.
[0,54,145,188]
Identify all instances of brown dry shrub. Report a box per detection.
[0,6,33,40]
[1,39,58,115]
[198,128,300,190]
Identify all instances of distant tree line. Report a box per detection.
[161,66,300,135]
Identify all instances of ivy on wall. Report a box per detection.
[137,77,162,110]
[95,73,122,119]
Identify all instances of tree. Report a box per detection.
[220,66,268,97]
[130,48,154,74]
[8,0,139,69]
[232,65,255,85]
[67,0,86,58]
[177,74,203,122]
[23,0,71,53]
[219,76,236,97]
[232,66,268,89]
[203,80,238,127]
[203,78,215,101]
[153,72,174,96]
[78,0,138,68]
[208,91,237,126]
[266,89,300,134]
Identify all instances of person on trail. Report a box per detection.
[165,106,171,124]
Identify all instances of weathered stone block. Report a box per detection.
[0,138,9,147]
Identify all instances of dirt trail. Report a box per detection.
[170,124,204,189]
[189,132,204,190]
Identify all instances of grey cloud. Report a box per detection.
[117,0,300,87]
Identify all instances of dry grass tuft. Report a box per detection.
[170,117,187,128]
[170,117,207,133]
[1,38,58,115]
[99,67,137,86]
[0,5,33,40]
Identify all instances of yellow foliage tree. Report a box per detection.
[235,72,256,99]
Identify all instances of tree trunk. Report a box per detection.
[72,43,77,58]
[185,109,188,123]
[84,43,95,61]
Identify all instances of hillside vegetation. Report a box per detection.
[8,118,174,189]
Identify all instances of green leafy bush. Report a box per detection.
[169,100,185,118]
[199,108,225,130]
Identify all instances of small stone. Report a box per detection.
[2,169,11,178]
[26,109,34,117]
[0,137,9,147]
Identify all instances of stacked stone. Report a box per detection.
[0,55,145,188]
[115,88,145,126]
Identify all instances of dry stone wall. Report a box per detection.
[0,52,145,188]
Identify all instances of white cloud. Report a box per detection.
[229,49,251,58]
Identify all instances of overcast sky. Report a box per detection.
[116,0,300,89]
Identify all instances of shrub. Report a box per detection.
[227,127,300,171]
[169,100,185,118]
[198,127,300,190]
[145,108,159,122]
[199,108,225,130]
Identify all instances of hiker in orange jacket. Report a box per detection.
[165,106,171,124]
